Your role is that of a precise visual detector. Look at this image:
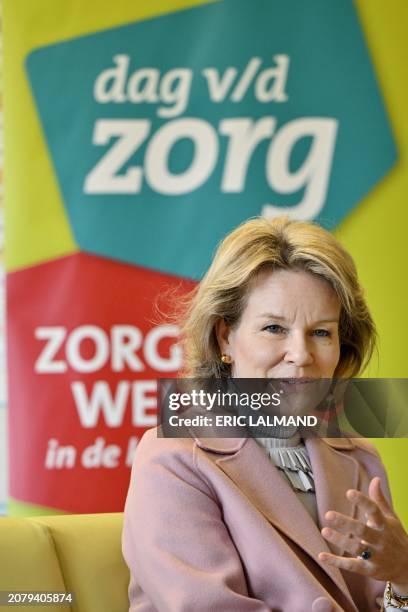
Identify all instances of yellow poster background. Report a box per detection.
[3,0,408,522]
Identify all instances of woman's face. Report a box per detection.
[217,268,341,380]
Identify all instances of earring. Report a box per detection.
[221,354,232,364]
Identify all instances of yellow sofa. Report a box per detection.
[0,513,130,611]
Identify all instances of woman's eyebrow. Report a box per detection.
[257,313,339,323]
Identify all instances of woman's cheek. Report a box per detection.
[319,347,340,377]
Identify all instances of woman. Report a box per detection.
[122,216,408,611]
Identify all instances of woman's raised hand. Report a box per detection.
[319,476,408,593]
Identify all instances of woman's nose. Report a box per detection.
[283,331,314,366]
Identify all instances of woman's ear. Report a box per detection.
[215,318,231,356]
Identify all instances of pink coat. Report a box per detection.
[122,428,390,611]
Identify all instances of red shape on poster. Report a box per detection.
[7,252,195,512]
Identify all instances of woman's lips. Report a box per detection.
[279,378,317,394]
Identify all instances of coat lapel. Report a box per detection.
[195,435,359,609]
[305,437,359,557]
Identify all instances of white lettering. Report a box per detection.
[35,327,67,373]
[132,379,157,426]
[263,117,338,220]
[84,119,150,194]
[111,325,144,372]
[231,57,262,102]
[94,54,129,103]
[158,68,192,118]
[220,117,276,192]
[72,380,130,428]
[255,55,289,102]
[144,324,182,371]
[35,324,181,374]
[202,66,237,102]
[66,325,109,373]
[145,118,218,194]
[127,68,160,103]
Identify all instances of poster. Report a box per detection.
[3,0,406,519]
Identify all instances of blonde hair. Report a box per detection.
[180,216,376,379]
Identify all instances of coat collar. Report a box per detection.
[194,435,355,453]
[194,434,359,610]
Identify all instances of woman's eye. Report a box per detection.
[263,324,286,334]
[313,329,331,337]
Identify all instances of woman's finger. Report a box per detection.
[368,477,394,517]
[318,551,372,575]
[321,526,365,556]
[324,511,383,545]
[346,489,385,529]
